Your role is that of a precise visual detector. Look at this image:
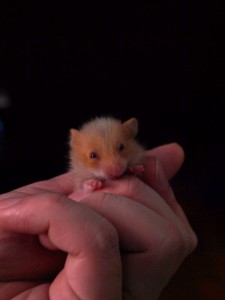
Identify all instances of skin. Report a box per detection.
[0,143,197,300]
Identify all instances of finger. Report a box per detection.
[142,142,189,221]
[0,172,74,200]
[79,177,196,255]
[143,147,198,247]
[144,156,196,233]
[143,155,180,210]
[79,191,196,300]
[145,143,185,180]
[0,193,122,300]
[80,190,179,250]
[92,175,197,254]
[0,230,66,281]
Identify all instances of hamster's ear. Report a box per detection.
[70,129,81,146]
[122,118,138,138]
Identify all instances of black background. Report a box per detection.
[0,1,225,299]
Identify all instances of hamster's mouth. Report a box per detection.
[107,173,126,180]
[92,166,128,181]
[94,176,106,182]
[92,164,144,182]
[104,170,128,180]
[95,172,125,181]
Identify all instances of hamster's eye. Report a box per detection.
[89,151,99,159]
[118,143,125,151]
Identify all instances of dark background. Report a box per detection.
[0,1,225,299]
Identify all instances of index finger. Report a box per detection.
[0,172,74,200]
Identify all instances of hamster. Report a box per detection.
[69,116,145,192]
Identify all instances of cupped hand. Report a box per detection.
[0,143,197,300]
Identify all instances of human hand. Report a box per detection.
[71,143,198,299]
[0,143,197,299]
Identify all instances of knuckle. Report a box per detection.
[161,221,199,259]
[93,220,119,255]
[84,192,120,250]
[160,222,186,258]
[81,192,120,254]
[123,176,144,197]
[37,192,69,209]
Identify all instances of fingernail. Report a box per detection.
[0,197,21,209]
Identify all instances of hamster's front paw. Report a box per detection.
[84,179,103,192]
